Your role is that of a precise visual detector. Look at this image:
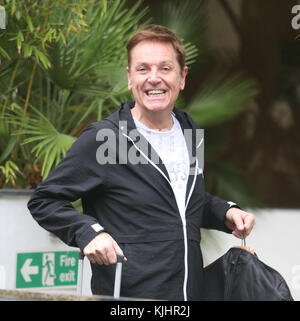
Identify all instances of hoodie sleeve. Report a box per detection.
[27,123,107,251]
[201,192,240,233]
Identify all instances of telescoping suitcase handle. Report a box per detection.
[77,252,125,299]
[76,251,85,297]
[113,254,125,299]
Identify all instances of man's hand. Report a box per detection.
[225,207,255,239]
[83,232,127,265]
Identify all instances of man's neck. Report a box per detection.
[131,106,174,131]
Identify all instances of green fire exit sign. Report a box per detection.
[16,251,78,289]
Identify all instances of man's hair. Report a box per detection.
[126,24,186,72]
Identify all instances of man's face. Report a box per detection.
[126,40,187,114]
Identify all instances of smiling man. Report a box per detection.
[28,25,255,300]
[127,39,187,130]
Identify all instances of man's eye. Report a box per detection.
[138,67,146,72]
[162,67,170,72]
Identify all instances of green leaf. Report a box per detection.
[7,102,76,178]
[33,46,51,69]
[206,161,262,208]
[56,31,66,45]
[23,44,33,57]
[16,30,24,53]
[0,46,11,59]
[0,160,23,186]
[38,133,76,178]
[0,136,17,163]
[188,74,258,127]
[184,42,199,66]
[26,15,34,32]
[1,0,149,184]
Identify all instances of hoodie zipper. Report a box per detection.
[182,158,198,301]
[122,131,199,301]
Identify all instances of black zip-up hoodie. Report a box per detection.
[28,101,234,300]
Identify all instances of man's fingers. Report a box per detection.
[106,250,118,265]
[83,232,126,265]
[87,249,110,265]
[89,254,104,265]
[226,208,256,240]
[233,214,255,239]
[85,245,105,265]
[113,240,127,262]
[232,230,243,239]
[85,247,104,265]
[234,214,245,232]
[243,214,255,236]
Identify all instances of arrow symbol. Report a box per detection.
[21,259,39,282]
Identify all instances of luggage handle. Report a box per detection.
[77,251,84,296]
[116,253,125,263]
[76,252,125,298]
[114,254,124,299]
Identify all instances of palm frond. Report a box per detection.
[46,0,149,94]
[153,0,211,66]
[7,103,76,178]
[153,0,207,45]
[184,42,199,67]
[0,136,17,164]
[205,161,263,209]
[188,74,258,127]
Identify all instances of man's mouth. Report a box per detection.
[146,90,166,96]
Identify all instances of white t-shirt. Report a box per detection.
[133,114,190,220]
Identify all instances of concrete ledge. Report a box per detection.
[0,189,33,197]
[0,289,154,301]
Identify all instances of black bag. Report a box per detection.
[203,246,294,301]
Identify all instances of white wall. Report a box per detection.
[0,191,92,296]
[1,191,299,300]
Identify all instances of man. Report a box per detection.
[28,25,255,300]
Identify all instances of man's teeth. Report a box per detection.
[147,90,166,96]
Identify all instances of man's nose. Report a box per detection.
[147,69,161,84]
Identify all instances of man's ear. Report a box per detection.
[126,66,132,90]
[180,66,188,91]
